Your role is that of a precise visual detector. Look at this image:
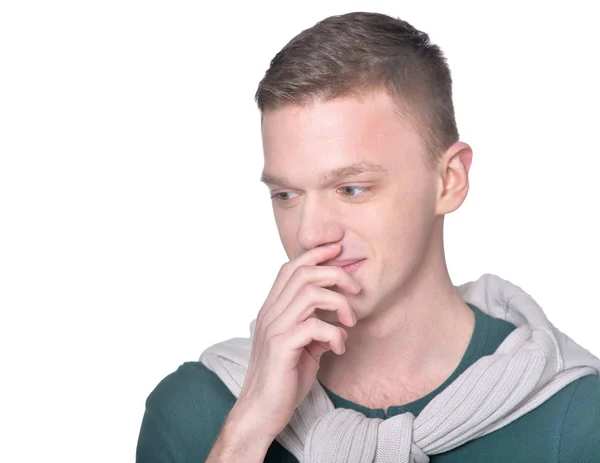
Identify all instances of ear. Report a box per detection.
[435,141,473,215]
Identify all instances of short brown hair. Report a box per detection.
[255,12,459,168]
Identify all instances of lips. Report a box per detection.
[320,258,364,267]
[319,258,366,275]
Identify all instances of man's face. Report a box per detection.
[260,89,441,321]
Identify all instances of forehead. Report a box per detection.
[260,91,426,178]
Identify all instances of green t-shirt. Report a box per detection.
[136,303,600,462]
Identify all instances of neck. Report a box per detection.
[317,227,475,409]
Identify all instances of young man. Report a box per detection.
[136,12,600,462]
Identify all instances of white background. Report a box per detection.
[1,1,598,461]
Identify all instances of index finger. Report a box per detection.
[259,243,343,315]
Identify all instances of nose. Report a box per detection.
[296,193,344,251]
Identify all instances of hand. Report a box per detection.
[231,243,361,438]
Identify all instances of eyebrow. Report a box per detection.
[260,162,387,187]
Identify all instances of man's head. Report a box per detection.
[257,12,472,322]
[256,12,459,169]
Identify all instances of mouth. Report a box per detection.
[325,259,365,275]
[341,259,365,274]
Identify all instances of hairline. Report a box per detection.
[258,85,441,169]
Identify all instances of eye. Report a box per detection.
[270,191,298,201]
[338,185,374,199]
[270,186,373,202]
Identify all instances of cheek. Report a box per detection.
[373,188,436,258]
[274,216,296,255]
[381,187,431,232]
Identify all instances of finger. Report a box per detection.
[303,340,332,365]
[271,285,356,333]
[262,265,361,326]
[259,244,343,319]
[303,326,348,363]
[279,317,346,358]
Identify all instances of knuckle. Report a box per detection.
[257,309,272,328]
[299,284,319,300]
[265,332,281,349]
[293,264,312,279]
[263,323,277,340]
[279,261,292,276]
[256,308,267,323]
[305,316,321,330]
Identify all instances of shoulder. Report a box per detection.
[136,361,237,463]
[145,361,237,416]
[558,374,600,462]
[464,375,600,462]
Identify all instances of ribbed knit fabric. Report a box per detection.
[199,274,600,462]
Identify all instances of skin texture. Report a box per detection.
[261,89,476,412]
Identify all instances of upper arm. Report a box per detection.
[136,362,237,463]
[559,374,600,462]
